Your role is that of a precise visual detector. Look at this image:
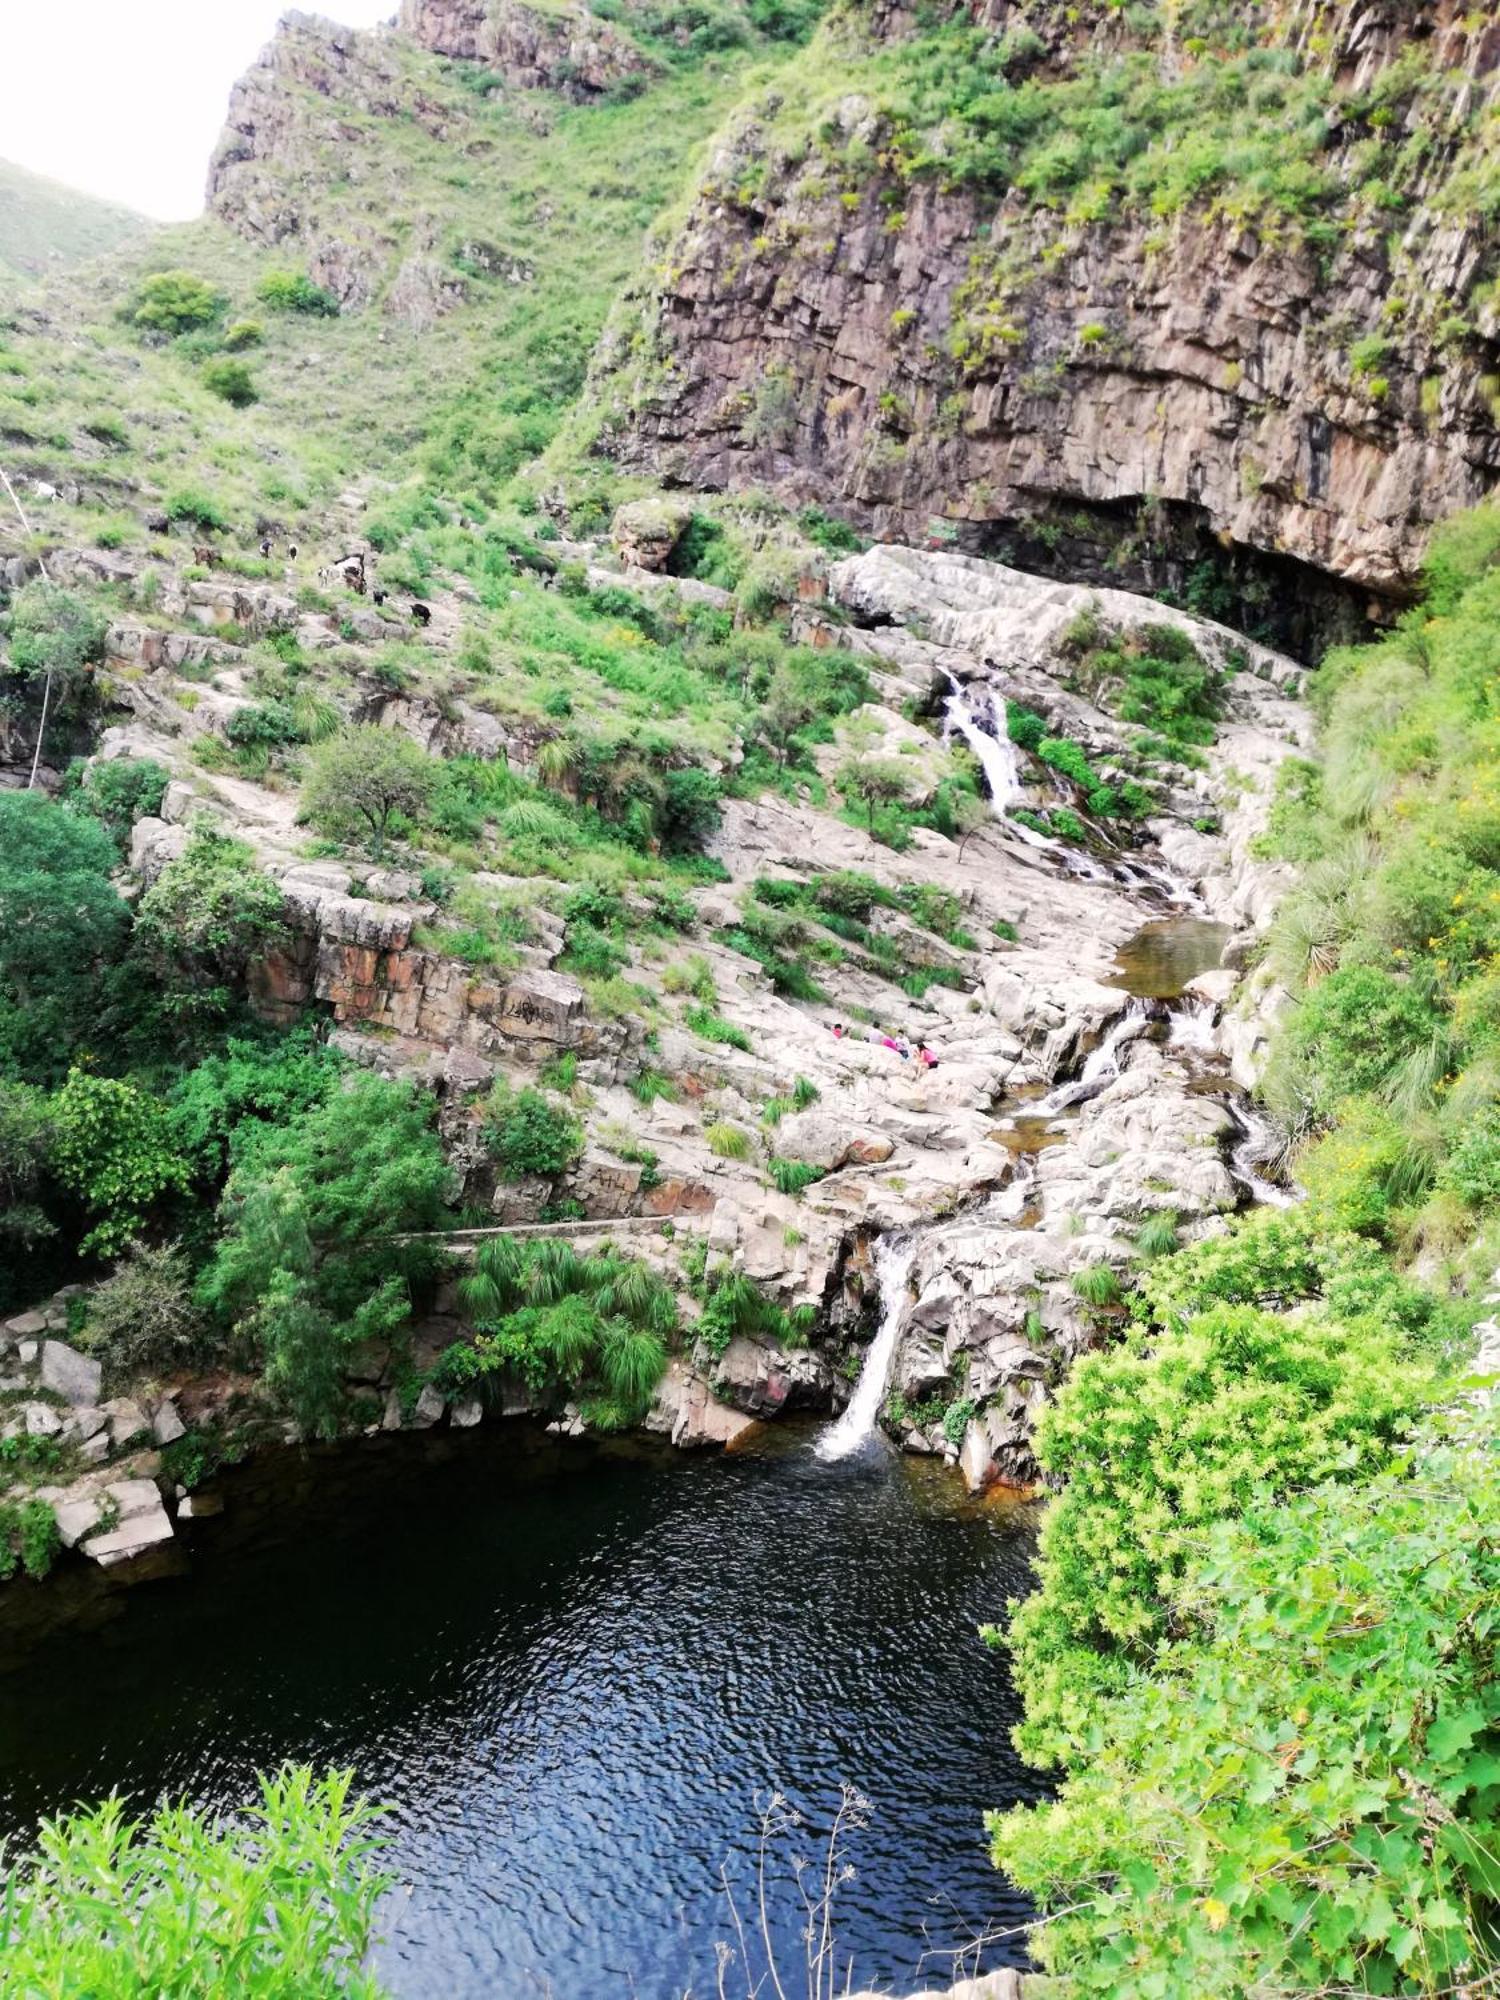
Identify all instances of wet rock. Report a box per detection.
[450,1397,483,1429]
[411,1384,446,1429]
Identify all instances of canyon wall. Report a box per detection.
[603,0,1500,626]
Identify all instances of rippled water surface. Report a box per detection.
[0,1424,1042,1998]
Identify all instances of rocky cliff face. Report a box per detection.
[603,0,1500,629]
[396,0,656,97]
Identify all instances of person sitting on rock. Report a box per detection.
[831,1022,845,1040]
[918,1044,938,1070]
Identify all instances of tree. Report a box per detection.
[124,268,225,336]
[200,1075,454,1433]
[0,1765,391,1997]
[0,793,127,1081]
[4,583,110,771]
[300,728,438,857]
[838,753,914,829]
[132,825,287,1025]
[48,1070,189,1257]
[659,767,723,851]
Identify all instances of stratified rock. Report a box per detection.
[398,0,656,99]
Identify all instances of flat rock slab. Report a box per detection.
[82,1481,174,1566]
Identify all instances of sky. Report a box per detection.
[1,1,395,221]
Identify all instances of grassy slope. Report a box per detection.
[0,159,150,281]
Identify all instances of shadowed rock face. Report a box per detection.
[606,0,1500,612]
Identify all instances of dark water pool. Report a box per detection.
[0,1424,1043,1999]
[1110,916,1231,999]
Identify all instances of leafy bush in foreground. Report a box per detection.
[994,1424,1500,1999]
[0,1766,390,1997]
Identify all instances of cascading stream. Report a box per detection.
[1038,1001,1152,1114]
[816,1235,917,1461]
[1167,996,1218,1053]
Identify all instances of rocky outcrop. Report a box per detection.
[397,0,656,98]
[607,0,1500,621]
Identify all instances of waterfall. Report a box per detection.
[1225,1099,1294,1208]
[1167,997,1218,1053]
[817,1235,917,1461]
[943,683,1023,815]
[1040,1001,1150,1113]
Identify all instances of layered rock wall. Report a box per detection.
[607,0,1500,619]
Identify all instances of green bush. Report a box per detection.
[79,1241,211,1379]
[767,1157,825,1197]
[0,1766,390,1995]
[125,269,225,336]
[48,1070,190,1257]
[132,825,287,1026]
[1006,1300,1431,1765]
[0,792,126,1082]
[63,756,169,850]
[483,1085,583,1181]
[202,358,258,407]
[300,727,438,856]
[200,1074,452,1434]
[257,268,340,317]
[994,1424,1500,1998]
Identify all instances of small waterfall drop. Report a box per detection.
[943,684,1023,816]
[1040,1001,1150,1114]
[1225,1099,1294,1208]
[1167,997,1218,1053]
[817,1235,917,1462]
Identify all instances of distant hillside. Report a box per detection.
[0,158,151,279]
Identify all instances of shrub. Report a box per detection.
[994,1426,1500,1998]
[200,1075,452,1434]
[64,756,169,850]
[659,767,723,851]
[5,580,109,695]
[684,1005,751,1052]
[695,1268,814,1357]
[257,268,339,317]
[125,269,225,336]
[164,486,230,533]
[0,1766,389,1994]
[132,825,287,1023]
[1005,1301,1431,1765]
[768,1158,825,1197]
[221,318,264,351]
[483,1085,582,1181]
[81,1241,211,1378]
[202,358,258,407]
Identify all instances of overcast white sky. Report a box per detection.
[2,2,395,221]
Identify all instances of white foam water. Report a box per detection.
[817,1235,917,1461]
[1039,1001,1151,1114]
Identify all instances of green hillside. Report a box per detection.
[0,158,151,281]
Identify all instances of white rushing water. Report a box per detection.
[817,1234,917,1461]
[1039,1001,1151,1114]
[1167,996,1218,1053]
[1226,1100,1295,1208]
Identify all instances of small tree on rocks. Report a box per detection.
[301,726,437,857]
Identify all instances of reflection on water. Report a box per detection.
[0,1424,1044,1999]
[1110,917,1231,999]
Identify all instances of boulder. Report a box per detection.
[40,1340,102,1407]
[24,1402,63,1438]
[103,1398,152,1450]
[152,1399,187,1446]
[410,1384,446,1429]
[610,497,690,571]
[82,1478,175,1566]
[450,1397,483,1429]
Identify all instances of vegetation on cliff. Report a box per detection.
[992,512,1500,1994]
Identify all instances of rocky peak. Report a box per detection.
[396,0,656,97]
